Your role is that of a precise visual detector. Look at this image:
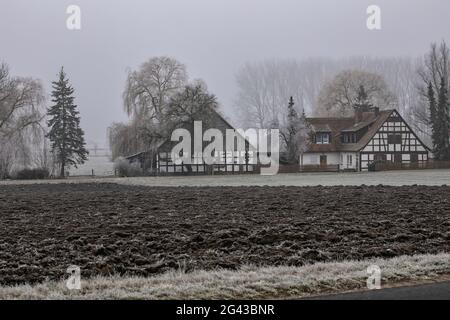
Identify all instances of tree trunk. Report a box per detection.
[60,162,65,178]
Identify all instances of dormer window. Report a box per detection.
[342,133,357,143]
[315,132,330,144]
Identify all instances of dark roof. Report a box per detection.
[125,107,253,159]
[306,110,394,153]
[311,123,332,132]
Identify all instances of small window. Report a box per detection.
[388,134,402,144]
[342,133,356,143]
[316,133,330,144]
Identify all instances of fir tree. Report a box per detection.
[354,85,373,110]
[427,82,439,158]
[285,97,299,163]
[436,77,450,160]
[287,96,298,135]
[280,97,310,164]
[47,67,88,177]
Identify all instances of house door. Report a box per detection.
[394,154,402,163]
[320,155,327,167]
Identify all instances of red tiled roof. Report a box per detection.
[305,110,394,153]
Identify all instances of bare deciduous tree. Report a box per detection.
[0,63,45,178]
[123,56,188,122]
[414,41,450,139]
[166,82,219,128]
[108,120,145,160]
[110,56,189,159]
[0,63,44,137]
[234,60,308,129]
[233,57,421,131]
[316,69,397,117]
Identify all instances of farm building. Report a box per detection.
[302,106,430,171]
[126,109,258,175]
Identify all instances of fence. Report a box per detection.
[372,160,450,171]
[299,164,340,172]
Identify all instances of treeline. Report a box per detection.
[108,57,220,161]
[111,41,450,164]
[233,41,450,158]
[0,65,87,179]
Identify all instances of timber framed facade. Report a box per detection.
[125,110,257,175]
[359,110,428,170]
[302,107,430,172]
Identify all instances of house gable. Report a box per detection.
[360,110,429,170]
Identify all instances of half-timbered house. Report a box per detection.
[302,106,430,171]
[126,109,257,175]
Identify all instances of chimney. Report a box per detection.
[354,105,379,123]
[372,107,380,117]
[354,107,364,123]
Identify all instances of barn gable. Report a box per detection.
[126,108,257,175]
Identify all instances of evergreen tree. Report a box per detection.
[280,97,310,164]
[47,67,88,177]
[436,77,450,160]
[354,85,373,110]
[286,96,299,163]
[427,82,439,158]
[287,96,298,135]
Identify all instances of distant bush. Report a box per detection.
[114,157,143,177]
[15,168,50,180]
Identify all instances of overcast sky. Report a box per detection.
[1,0,449,147]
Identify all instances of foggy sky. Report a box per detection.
[1,0,449,147]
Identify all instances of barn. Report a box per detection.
[126,109,257,175]
[302,106,430,171]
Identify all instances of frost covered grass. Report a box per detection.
[1,253,449,300]
[1,169,450,187]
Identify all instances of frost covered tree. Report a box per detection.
[166,82,219,129]
[233,58,418,129]
[416,41,450,145]
[0,62,45,178]
[234,60,309,129]
[316,70,396,117]
[435,77,450,160]
[110,58,221,161]
[123,56,187,122]
[280,97,311,164]
[109,57,188,158]
[47,67,88,177]
[108,120,144,160]
[354,85,373,110]
[427,82,439,158]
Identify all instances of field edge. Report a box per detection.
[1,253,449,300]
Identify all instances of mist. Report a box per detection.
[1,0,449,147]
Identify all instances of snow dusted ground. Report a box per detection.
[1,169,449,187]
